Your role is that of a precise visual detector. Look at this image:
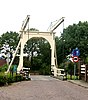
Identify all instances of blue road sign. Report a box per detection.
[72,48,80,56]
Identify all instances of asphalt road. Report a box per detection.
[0,75,88,100]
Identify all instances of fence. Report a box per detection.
[56,68,67,80]
[79,64,88,82]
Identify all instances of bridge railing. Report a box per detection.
[52,68,67,80]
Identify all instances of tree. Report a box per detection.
[24,37,51,71]
[0,31,19,64]
[61,21,88,62]
[0,31,19,50]
[55,21,88,67]
[55,36,63,64]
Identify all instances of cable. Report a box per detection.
[27,20,30,68]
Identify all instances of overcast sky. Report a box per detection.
[0,0,88,37]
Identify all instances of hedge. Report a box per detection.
[0,74,25,86]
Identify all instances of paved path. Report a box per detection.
[69,80,88,88]
[0,75,88,100]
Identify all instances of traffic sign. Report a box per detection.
[72,56,79,62]
[72,48,80,57]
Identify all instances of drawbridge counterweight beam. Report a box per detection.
[6,39,21,73]
[6,15,30,73]
[47,17,64,32]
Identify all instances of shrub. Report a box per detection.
[0,75,8,86]
[7,76,14,84]
[0,73,25,86]
[0,64,30,86]
[39,63,51,75]
[0,64,8,72]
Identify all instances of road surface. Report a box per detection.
[0,75,88,100]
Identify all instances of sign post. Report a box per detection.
[74,63,76,80]
[72,48,80,80]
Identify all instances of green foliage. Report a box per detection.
[23,57,31,67]
[56,21,88,66]
[39,63,51,75]
[7,76,15,83]
[29,28,39,31]
[63,21,88,60]
[0,31,19,50]
[67,75,79,80]
[13,56,19,65]
[66,62,74,75]
[0,75,7,86]
[85,56,88,64]
[0,31,19,66]
[31,57,42,71]
[0,73,25,86]
[55,36,66,65]
[0,64,8,72]
[24,37,51,72]
[0,65,25,86]
[7,75,24,83]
